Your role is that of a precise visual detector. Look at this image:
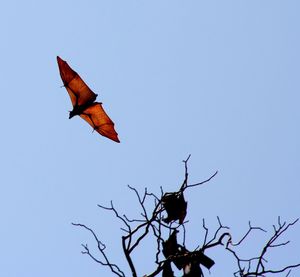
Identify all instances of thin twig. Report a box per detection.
[72,223,125,277]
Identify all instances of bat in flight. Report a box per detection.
[57,56,120,143]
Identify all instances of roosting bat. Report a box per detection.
[57,56,120,143]
[162,192,187,224]
[162,260,174,277]
[163,230,190,270]
[163,230,215,276]
[162,230,180,264]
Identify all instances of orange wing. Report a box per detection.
[80,103,120,143]
[57,56,97,107]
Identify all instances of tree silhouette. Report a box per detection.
[72,156,300,276]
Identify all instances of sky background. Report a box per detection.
[1,0,300,276]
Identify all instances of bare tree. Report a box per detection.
[72,156,300,276]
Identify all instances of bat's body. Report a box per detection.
[163,230,215,275]
[57,56,120,143]
[69,101,99,119]
[162,192,187,224]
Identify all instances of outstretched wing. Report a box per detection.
[57,56,97,107]
[80,102,120,143]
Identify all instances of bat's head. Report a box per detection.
[69,110,76,119]
[69,106,82,119]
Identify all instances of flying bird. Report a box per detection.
[57,56,120,143]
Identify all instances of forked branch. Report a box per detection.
[72,157,299,277]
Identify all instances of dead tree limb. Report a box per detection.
[226,217,300,276]
[72,157,299,277]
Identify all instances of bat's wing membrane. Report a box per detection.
[80,103,120,143]
[57,56,120,142]
[57,56,97,107]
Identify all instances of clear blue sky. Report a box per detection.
[1,1,299,276]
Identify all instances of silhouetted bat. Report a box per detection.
[163,230,189,270]
[57,56,120,143]
[187,251,215,271]
[162,230,179,263]
[162,260,174,277]
[162,192,187,224]
[163,230,215,275]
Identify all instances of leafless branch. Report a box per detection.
[71,223,125,277]
[202,217,230,250]
[231,221,267,247]
[98,201,131,233]
[72,157,300,277]
[227,217,300,276]
[180,154,218,191]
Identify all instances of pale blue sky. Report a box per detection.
[0,1,300,276]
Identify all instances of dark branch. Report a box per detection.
[72,158,300,277]
[71,223,125,277]
[227,217,300,276]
